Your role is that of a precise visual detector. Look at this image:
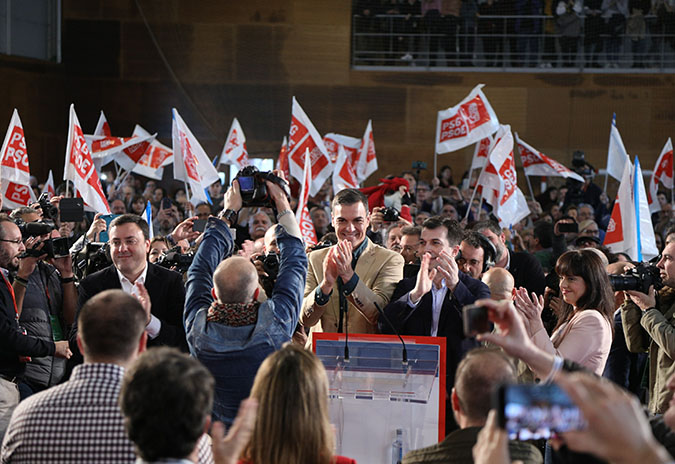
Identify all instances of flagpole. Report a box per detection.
[434,151,438,179]
[524,173,536,202]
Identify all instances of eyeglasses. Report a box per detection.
[0,238,23,245]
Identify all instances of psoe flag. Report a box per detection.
[435,84,500,154]
[355,120,378,183]
[333,144,359,195]
[132,125,174,180]
[470,135,493,171]
[172,108,220,206]
[648,138,673,214]
[515,134,584,182]
[295,149,318,246]
[63,104,110,214]
[0,109,31,185]
[218,118,250,169]
[42,170,56,199]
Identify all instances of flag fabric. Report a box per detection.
[332,145,359,195]
[276,136,290,180]
[295,149,318,246]
[476,125,530,228]
[171,108,220,206]
[144,200,154,239]
[515,134,584,182]
[435,84,500,154]
[470,135,493,171]
[323,133,361,164]
[287,97,332,196]
[63,104,110,214]
[648,138,673,213]
[0,109,37,209]
[94,111,112,137]
[604,158,658,261]
[355,120,378,183]
[132,125,174,180]
[218,118,250,169]
[42,170,56,198]
[606,113,630,181]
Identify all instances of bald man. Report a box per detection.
[481,267,515,301]
[184,176,307,427]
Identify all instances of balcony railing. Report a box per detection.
[351,13,675,71]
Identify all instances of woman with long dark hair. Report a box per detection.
[515,249,614,375]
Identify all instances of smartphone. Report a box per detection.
[558,222,578,233]
[98,214,121,243]
[411,161,427,170]
[496,383,585,441]
[462,304,490,336]
[192,219,207,233]
[161,197,172,210]
[59,198,84,222]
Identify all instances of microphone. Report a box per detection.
[374,302,408,365]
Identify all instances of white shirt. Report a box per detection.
[407,279,449,337]
[116,264,161,339]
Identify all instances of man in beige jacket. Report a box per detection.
[301,189,403,335]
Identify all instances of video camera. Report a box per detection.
[37,192,59,222]
[381,207,400,223]
[14,219,70,259]
[74,242,112,279]
[234,166,290,208]
[609,262,663,294]
[156,246,194,273]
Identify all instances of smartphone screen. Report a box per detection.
[192,219,207,233]
[496,383,585,440]
[462,304,490,336]
[237,176,255,192]
[98,214,121,243]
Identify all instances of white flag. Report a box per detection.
[132,125,174,180]
[41,170,56,198]
[333,145,359,195]
[606,114,630,181]
[218,118,250,169]
[515,134,584,182]
[648,138,673,214]
[355,120,378,183]
[0,110,36,209]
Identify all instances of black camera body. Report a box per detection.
[234,166,290,208]
[16,219,53,240]
[74,242,111,279]
[256,251,280,282]
[609,262,663,294]
[156,246,194,273]
[37,192,59,222]
[22,238,70,259]
[381,207,400,222]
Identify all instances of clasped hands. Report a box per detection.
[320,240,355,294]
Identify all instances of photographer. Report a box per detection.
[621,240,675,414]
[9,208,77,399]
[184,173,307,427]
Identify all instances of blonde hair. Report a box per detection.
[243,345,333,464]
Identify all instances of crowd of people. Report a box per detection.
[0,153,675,463]
[353,0,675,68]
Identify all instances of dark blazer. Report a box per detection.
[380,271,490,388]
[69,263,187,356]
[509,250,546,296]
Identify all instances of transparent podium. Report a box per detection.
[314,333,446,464]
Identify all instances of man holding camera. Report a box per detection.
[72,214,188,360]
[184,174,307,426]
[622,240,675,414]
[301,189,404,336]
[0,214,72,438]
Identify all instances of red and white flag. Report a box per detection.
[333,145,359,195]
[94,111,112,137]
[515,134,584,182]
[435,84,500,154]
[63,105,110,214]
[648,138,673,214]
[172,108,220,205]
[470,135,493,171]
[41,170,56,199]
[476,125,530,228]
[355,120,378,183]
[132,125,174,180]
[276,136,290,180]
[0,109,36,209]
[288,97,332,196]
[218,118,250,169]
[295,149,318,246]
[323,133,361,165]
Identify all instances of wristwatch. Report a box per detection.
[219,209,238,227]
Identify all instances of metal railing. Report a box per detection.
[351,13,675,71]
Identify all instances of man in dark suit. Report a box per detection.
[381,217,490,433]
[473,220,546,296]
[70,215,187,359]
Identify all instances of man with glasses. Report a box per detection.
[0,214,72,438]
[69,215,187,366]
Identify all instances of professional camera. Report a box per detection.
[256,252,280,281]
[37,192,59,222]
[74,242,111,279]
[381,207,400,223]
[309,239,335,252]
[15,219,53,240]
[234,166,291,208]
[14,219,70,259]
[156,246,194,273]
[609,262,663,294]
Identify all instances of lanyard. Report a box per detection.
[1,271,19,320]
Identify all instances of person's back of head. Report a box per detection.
[244,345,333,464]
[481,267,515,301]
[533,221,554,250]
[453,348,517,428]
[213,256,259,304]
[77,289,147,364]
[120,347,214,462]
